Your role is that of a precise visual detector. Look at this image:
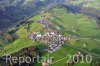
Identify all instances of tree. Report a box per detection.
[3,33,13,43]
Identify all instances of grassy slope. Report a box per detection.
[0,13,52,56]
[82,0,100,10]
[51,8,100,38]
[69,0,100,10]
[0,15,43,56]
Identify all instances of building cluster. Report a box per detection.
[29,16,71,53]
[38,17,53,27]
[29,29,71,53]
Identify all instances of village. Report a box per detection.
[29,16,71,53]
[28,15,89,66]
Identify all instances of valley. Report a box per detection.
[0,0,100,66]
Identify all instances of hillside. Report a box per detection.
[69,0,100,10]
[0,0,100,30]
[0,0,66,30]
[82,0,100,10]
[0,0,44,30]
[0,5,100,66]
